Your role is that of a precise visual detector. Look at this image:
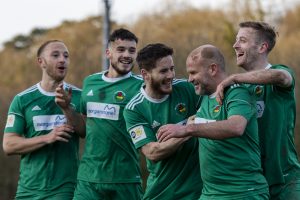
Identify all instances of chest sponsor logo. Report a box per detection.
[256,101,265,118]
[194,117,216,124]
[87,102,119,120]
[33,115,66,131]
[5,114,15,128]
[129,125,146,144]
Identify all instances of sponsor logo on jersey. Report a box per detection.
[175,103,187,115]
[87,102,119,120]
[87,90,94,96]
[114,91,125,102]
[213,105,221,113]
[194,117,216,124]
[151,120,161,129]
[254,85,263,96]
[129,125,146,144]
[5,114,15,128]
[256,101,265,118]
[33,115,66,131]
[32,105,41,111]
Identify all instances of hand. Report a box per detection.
[45,124,74,144]
[55,83,72,109]
[157,124,187,142]
[215,75,235,105]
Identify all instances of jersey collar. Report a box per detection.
[141,86,169,103]
[102,70,132,83]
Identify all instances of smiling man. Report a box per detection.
[157,44,269,200]
[55,28,144,200]
[3,40,82,199]
[123,43,202,200]
[215,21,300,200]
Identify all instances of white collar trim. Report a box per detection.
[37,82,66,96]
[141,86,169,103]
[102,71,132,82]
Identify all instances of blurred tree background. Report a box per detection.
[0,0,299,199]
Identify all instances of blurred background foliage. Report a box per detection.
[0,0,299,199]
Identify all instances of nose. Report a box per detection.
[59,55,67,63]
[168,69,175,79]
[233,40,239,49]
[123,50,131,58]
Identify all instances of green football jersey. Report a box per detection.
[249,64,300,186]
[4,82,81,197]
[124,79,202,200]
[78,71,143,183]
[195,84,268,199]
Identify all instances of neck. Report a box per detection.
[40,79,63,92]
[144,85,166,100]
[106,66,129,78]
[243,58,269,72]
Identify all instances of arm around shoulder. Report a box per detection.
[230,69,293,88]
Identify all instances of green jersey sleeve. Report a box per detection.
[225,85,256,121]
[4,95,25,135]
[123,107,156,149]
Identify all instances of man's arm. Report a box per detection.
[55,84,86,138]
[216,69,293,104]
[141,137,190,162]
[157,115,247,142]
[3,124,74,155]
[230,69,292,87]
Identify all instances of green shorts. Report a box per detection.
[270,178,300,200]
[200,193,269,200]
[16,192,74,200]
[16,182,75,200]
[73,180,143,200]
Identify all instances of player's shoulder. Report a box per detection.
[271,64,294,77]
[64,82,81,91]
[125,91,144,111]
[84,72,103,81]
[130,73,143,81]
[271,64,291,70]
[172,78,194,91]
[225,83,250,96]
[17,84,39,97]
[172,78,188,85]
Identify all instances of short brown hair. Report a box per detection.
[239,21,277,53]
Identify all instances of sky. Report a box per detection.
[0,0,228,47]
[0,0,298,47]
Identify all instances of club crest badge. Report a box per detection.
[213,105,221,113]
[175,103,187,115]
[254,85,264,96]
[114,91,126,102]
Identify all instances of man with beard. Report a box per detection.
[3,40,82,199]
[215,21,300,200]
[55,28,143,200]
[157,44,269,199]
[123,43,202,200]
